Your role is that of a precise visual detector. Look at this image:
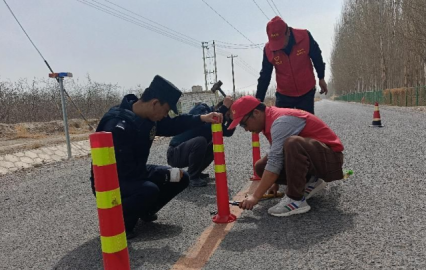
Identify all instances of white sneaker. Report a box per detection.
[267,195,311,217]
[304,177,326,199]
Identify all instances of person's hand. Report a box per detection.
[200,112,223,123]
[239,194,260,210]
[223,96,233,108]
[267,183,279,197]
[319,79,328,95]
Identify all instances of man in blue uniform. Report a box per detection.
[167,96,235,187]
[90,75,222,238]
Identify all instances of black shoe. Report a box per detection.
[190,178,207,187]
[140,213,158,223]
[126,230,138,240]
[200,173,210,179]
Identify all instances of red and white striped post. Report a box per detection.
[90,132,130,270]
[370,101,384,127]
[250,133,261,181]
[211,122,236,223]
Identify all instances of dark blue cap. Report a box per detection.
[146,75,182,114]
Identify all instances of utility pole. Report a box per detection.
[213,40,218,83]
[202,42,208,91]
[49,72,73,159]
[227,55,238,98]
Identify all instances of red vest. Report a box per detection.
[265,28,316,97]
[262,107,344,152]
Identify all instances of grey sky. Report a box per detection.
[1,0,344,95]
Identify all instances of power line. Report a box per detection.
[266,0,278,16]
[216,52,258,78]
[215,44,263,50]
[3,0,95,131]
[214,40,264,50]
[2,0,47,63]
[252,0,269,20]
[235,61,258,77]
[87,0,200,47]
[80,0,261,79]
[94,0,200,45]
[215,40,264,47]
[215,47,259,77]
[237,58,259,74]
[201,0,260,48]
[237,82,257,91]
[88,1,267,52]
[77,0,201,49]
[236,63,258,77]
[217,44,263,48]
[81,0,266,64]
[270,0,282,17]
[103,0,200,44]
[8,0,260,88]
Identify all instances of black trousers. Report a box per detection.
[275,88,316,114]
[167,136,214,180]
[120,164,189,231]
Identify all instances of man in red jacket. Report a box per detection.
[256,16,328,114]
[228,96,344,216]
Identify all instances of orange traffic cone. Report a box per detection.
[370,101,384,127]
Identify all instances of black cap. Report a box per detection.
[146,75,182,114]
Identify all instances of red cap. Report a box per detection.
[228,96,261,130]
[266,16,288,51]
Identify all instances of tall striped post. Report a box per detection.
[250,133,261,181]
[90,132,130,270]
[212,122,236,223]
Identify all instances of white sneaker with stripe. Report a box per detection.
[267,195,311,217]
[304,176,327,199]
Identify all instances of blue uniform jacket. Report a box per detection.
[90,94,205,194]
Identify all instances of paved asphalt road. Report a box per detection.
[1,100,425,270]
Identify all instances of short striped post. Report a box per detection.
[370,101,384,127]
[211,122,236,223]
[250,133,261,181]
[90,132,130,270]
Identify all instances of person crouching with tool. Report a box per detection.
[167,96,236,187]
[90,75,223,238]
[227,96,344,217]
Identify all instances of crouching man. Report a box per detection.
[90,75,222,237]
[167,96,235,187]
[227,96,344,216]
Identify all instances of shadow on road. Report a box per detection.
[177,180,237,208]
[220,185,357,252]
[53,223,183,269]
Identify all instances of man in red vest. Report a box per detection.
[228,96,344,216]
[256,16,327,114]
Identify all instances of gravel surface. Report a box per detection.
[1,100,425,270]
[205,100,426,270]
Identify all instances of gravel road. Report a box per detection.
[1,100,425,270]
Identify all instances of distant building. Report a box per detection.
[191,85,203,92]
[169,90,219,117]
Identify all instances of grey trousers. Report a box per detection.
[167,136,214,180]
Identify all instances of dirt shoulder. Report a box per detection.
[1,103,424,156]
[0,119,97,156]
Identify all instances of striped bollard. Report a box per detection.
[90,132,130,270]
[250,133,261,181]
[212,122,236,223]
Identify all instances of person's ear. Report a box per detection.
[253,109,260,118]
[151,99,160,108]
